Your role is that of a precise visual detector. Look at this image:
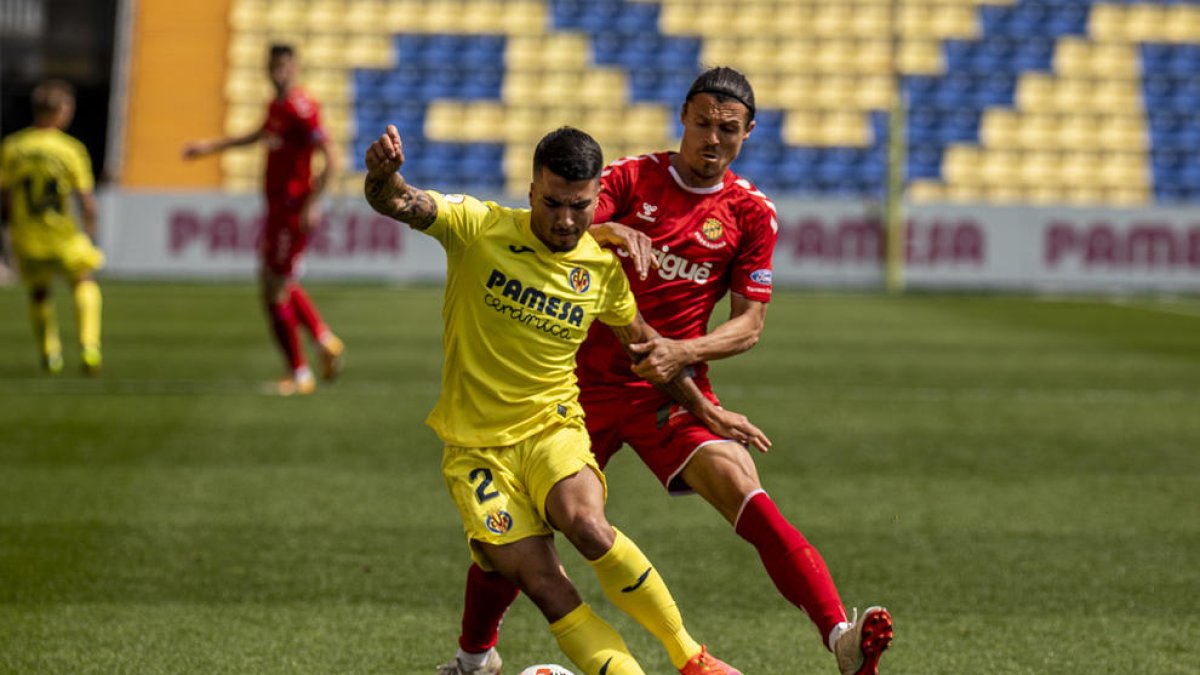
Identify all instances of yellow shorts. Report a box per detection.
[442,418,605,570]
[16,234,104,286]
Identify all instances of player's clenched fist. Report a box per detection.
[365,124,405,177]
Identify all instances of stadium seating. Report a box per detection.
[218,0,1200,205]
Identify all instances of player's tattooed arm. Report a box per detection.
[364,173,437,230]
[363,124,438,230]
[610,314,772,452]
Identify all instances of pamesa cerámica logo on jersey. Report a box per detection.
[485,268,586,328]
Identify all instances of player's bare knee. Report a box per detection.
[557,514,615,560]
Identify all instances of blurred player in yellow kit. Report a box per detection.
[0,80,104,375]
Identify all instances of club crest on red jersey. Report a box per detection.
[485,510,513,535]
[701,218,725,242]
[568,267,591,293]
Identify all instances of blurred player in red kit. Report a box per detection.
[440,67,892,675]
[183,44,343,395]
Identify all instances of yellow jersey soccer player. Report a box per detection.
[0,80,103,375]
[365,125,765,675]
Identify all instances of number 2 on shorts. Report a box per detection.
[469,467,500,503]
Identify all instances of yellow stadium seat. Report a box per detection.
[781,110,824,145]
[228,32,268,68]
[1048,79,1090,114]
[1016,113,1059,151]
[774,74,818,109]
[1107,187,1149,207]
[425,101,465,140]
[224,68,270,103]
[1125,4,1167,43]
[305,0,347,33]
[1096,114,1147,152]
[622,104,671,145]
[576,69,628,107]
[944,183,987,204]
[1018,151,1061,189]
[929,5,980,40]
[855,39,893,76]
[1015,73,1054,112]
[854,75,895,111]
[229,0,266,32]
[1057,114,1098,151]
[810,76,858,111]
[344,35,393,69]
[1058,150,1099,187]
[540,35,590,71]
[980,109,1019,148]
[813,39,858,75]
[812,5,855,38]
[1027,185,1066,206]
[498,107,538,145]
[1091,43,1138,81]
[1092,80,1141,113]
[775,38,820,72]
[502,71,539,104]
[224,104,262,136]
[1053,37,1091,78]
[942,145,983,186]
[979,150,1021,187]
[344,0,386,34]
[1064,186,1106,206]
[306,70,349,104]
[458,0,505,34]
[1088,3,1127,42]
[848,5,890,39]
[497,2,548,35]
[305,34,347,68]
[263,0,306,32]
[907,180,946,204]
[692,4,738,38]
[898,40,943,75]
[986,184,1026,204]
[1097,152,1148,189]
[1164,6,1200,43]
[464,103,506,142]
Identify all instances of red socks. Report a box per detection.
[735,490,848,647]
[267,300,303,370]
[459,563,521,653]
[288,284,328,341]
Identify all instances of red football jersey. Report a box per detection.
[262,89,325,201]
[577,151,779,388]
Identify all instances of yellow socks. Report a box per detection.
[549,603,645,675]
[589,529,702,669]
[30,295,62,366]
[73,280,102,354]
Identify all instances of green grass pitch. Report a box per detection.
[1,282,1198,674]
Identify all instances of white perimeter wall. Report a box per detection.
[97,190,1200,293]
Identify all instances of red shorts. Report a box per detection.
[261,197,309,276]
[581,382,726,495]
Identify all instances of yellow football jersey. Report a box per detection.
[421,190,637,448]
[0,127,94,260]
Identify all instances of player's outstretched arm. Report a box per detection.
[630,295,767,383]
[362,125,437,230]
[181,130,263,159]
[611,313,772,452]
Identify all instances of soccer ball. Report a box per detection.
[518,666,576,675]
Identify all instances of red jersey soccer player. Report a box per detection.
[442,68,892,675]
[183,44,343,395]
